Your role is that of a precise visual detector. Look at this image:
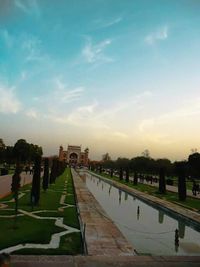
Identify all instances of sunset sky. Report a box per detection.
[0,0,200,161]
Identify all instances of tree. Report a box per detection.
[13,139,30,162]
[50,159,57,184]
[119,167,123,180]
[0,138,5,163]
[102,152,111,162]
[175,161,187,201]
[188,152,200,180]
[125,168,129,183]
[133,172,138,185]
[11,164,21,216]
[159,167,166,194]
[42,158,49,191]
[31,155,41,206]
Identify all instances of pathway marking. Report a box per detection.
[0,178,80,254]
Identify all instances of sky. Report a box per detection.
[0,0,200,161]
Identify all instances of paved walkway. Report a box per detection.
[10,255,200,267]
[71,169,136,256]
[0,172,33,199]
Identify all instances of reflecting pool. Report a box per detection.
[81,172,200,256]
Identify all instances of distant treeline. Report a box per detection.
[0,138,43,164]
[90,152,200,180]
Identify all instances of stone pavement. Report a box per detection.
[0,172,33,199]
[71,169,136,256]
[10,255,200,267]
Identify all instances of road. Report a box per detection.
[0,172,33,199]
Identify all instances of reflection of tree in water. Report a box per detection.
[158,210,164,224]
[137,206,140,220]
[178,220,185,239]
[109,185,112,195]
[102,183,104,190]
[118,189,122,205]
[132,196,136,201]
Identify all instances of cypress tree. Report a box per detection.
[176,162,187,201]
[11,163,21,215]
[31,155,41,205]
[110,168,113,177]
[159,167,166,194]
[50,159,57,184]
[125,168,129,182]
[42,158,49,191]
[119,167,123,180]
[99,165,102,174]
[133,172,138,185]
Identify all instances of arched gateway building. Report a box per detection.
[59,145,89,166]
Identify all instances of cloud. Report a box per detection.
[26,108,38,118]
[95,16,123,28]
[112,131,128,139]
[0,84,21,113]
[22,35,43,62]
[53,78,84,103]
[138,98,200,144]
[82,37,113,64]
[15,0,40,17]
[0,28,13,48]
[145,26,168,45]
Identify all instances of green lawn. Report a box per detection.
[0,168,83,255]
[93,171,200,211]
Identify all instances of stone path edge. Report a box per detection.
[85,171,200,228]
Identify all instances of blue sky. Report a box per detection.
[0,0,200,160]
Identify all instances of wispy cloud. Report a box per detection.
[54,78,84,103]
[0,84,21,114]
[22,35,47,62]
[26,108,38,119]
[0,29,14,48]
[138,98,200,144]
[82,37,113,64]
[95,16,123,28]
[145,26,168,45]
[15,0,40,17]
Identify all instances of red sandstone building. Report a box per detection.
[59,145,89,166]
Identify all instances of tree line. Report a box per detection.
[0,138,43,164]
[90,152,200,180]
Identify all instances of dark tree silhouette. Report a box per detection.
[110,168,113,178]
[125,168,129,182]
[175,161,187,201]
[42,158,49,191]
[188,152,200,179]
[119,167,123,180]
[133,172,138,185]
[31,155,41,205]
[11,164,21,215]
[50,159,57,184]
[159,167,166,194]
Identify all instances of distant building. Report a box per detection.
[59,145,89,166]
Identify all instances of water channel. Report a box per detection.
[80,171,200,256]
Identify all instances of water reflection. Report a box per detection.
[137,206,140,221]
[158,210,164,224]
[82,172,200,256]
[109,185,112,195]
[178,221,185,239]
[118,189,122,205]
[125,192,128,201]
